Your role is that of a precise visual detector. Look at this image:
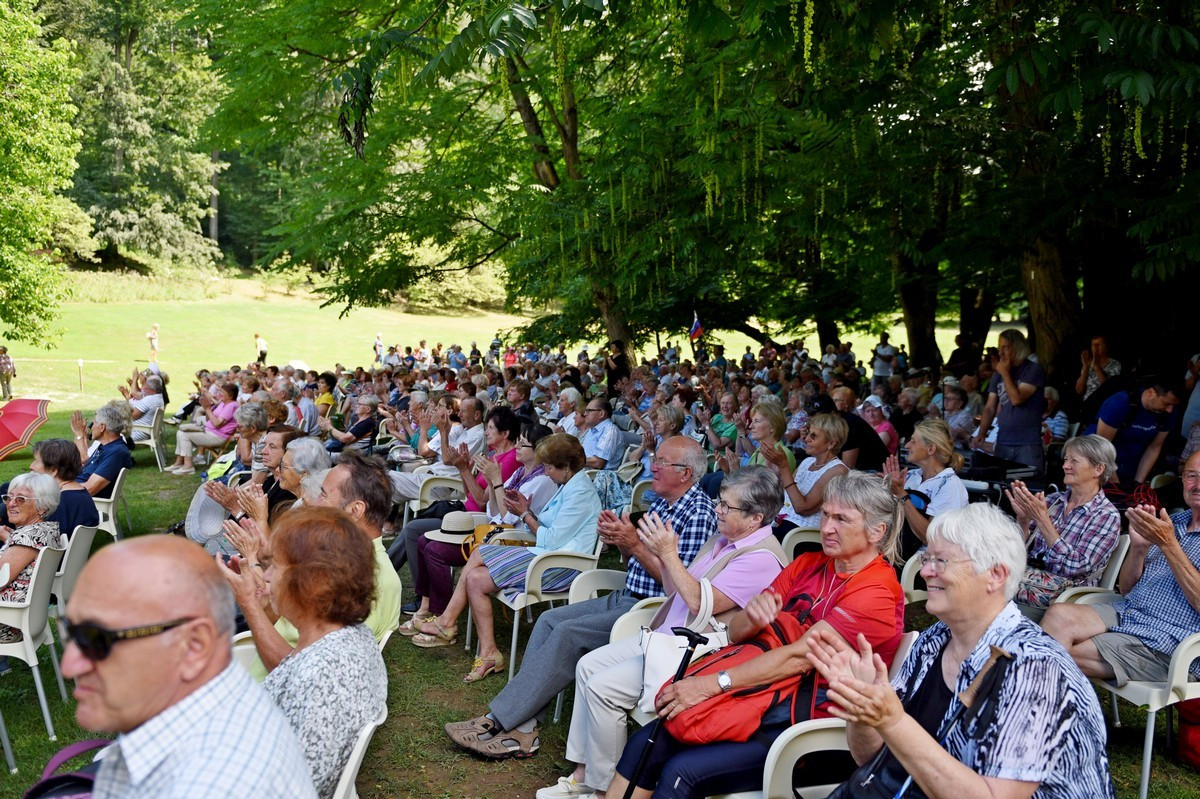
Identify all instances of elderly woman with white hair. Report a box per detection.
[281,438,332,508]
[1005,434,1121,612]
[552,386,584,437]
[807,503,1115,799]
[0,473,65,642]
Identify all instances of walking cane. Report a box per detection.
[622,627,710,799]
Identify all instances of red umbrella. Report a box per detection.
[0,399,51,462]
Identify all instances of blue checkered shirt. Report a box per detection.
[94,662,317,799]
[624,483,718,598]
[1111,510,1200,676]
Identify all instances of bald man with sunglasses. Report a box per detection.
[61,536,316,799]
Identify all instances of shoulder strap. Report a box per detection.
[42,739,111,779]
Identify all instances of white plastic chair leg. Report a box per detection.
[48,637,66,702]
[0,707,14,773]
[1138,709,1155,799]
[464,607,473,651]
[509,616,520,680]
[553,689,564,724]
[1109,689,1121,727]
[29,660,56,741]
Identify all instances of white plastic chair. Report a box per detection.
[93,467,132,540]
[465,534,605,679]
[900,550,926,604]
[131,406,167,471]
[401,469,465,527]
[50,525,98,620]
[628,479,655,514]
[1096,534,1130,592]
[1054,589,1200,799]
[330,705,388,799]
[609,596,669,726]
[0,546,67,740]
[779,527,822,563]
[712,630,920,799]
[549,569,631,723]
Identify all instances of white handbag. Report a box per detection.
[636,578,729,714]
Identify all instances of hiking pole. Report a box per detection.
[890,644,1013,799]
[622,627,710,799]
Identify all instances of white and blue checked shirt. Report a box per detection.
[624,483,717,598]
[94,661,317,799]
[1111,510,1200,677]
[582,418,624,469]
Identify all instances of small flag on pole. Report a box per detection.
[688,312,704,341]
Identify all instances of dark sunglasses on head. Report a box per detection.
[59,617,196,661]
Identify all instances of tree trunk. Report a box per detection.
[959,286,996,349]
[892,249,941,370]
[1020,235,1079,379]
[208,150,219,241]
[506,58,559,190]
[593,284,634,347]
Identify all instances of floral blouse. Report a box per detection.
[0,520,62,642]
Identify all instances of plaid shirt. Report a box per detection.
[0,354,13,375]
[624,483,718,598]
[1112,510,1200,676]
[1027,488,1121,582]
[94,662,317,799]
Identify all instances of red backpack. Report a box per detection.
[1178,698,1200,770]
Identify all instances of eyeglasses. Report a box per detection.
[716,499,748,513]
[59,617,197,661]
[585,408,605,414]
[650,458,689,470]
[0,494,31,505]
[917,553,973,574]
[517,441,534,449]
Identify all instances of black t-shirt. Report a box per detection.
[840,411,888,471]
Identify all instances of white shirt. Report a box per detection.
[904,466,969,517]
[429,422,486,475]
[94,662,316,799]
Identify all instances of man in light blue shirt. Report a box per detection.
[63,536,317,799]
[580,399,624,470]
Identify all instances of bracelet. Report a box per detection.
[783,483,797,491]
[491,484,501,490]
[233,512,248,523]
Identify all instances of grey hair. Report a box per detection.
[926,503,1027,600]
[1064,434,1118,485]
[235,403,268,431]
[9,472,61,517]
[205,573,237,637]
[822,471,902,565]
[274,380,295,400]
[143,375,164,394]
[999,328,1031,362]
[94,401,130,436]
[659,436,707,486]
[653,404,685,435]
[286,437,332,475]
[559,387,582,408]
[301,468,331,503]
[900,387,922,404]
[722,466,784,523]
[409,391,429,407]
[1043,385,1060,403]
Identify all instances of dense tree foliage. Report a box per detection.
[0,0,79,346]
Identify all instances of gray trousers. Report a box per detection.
[488,589,641,730]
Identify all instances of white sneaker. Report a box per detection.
[535,776,595,799]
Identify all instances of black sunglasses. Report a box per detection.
[59,617,197,661]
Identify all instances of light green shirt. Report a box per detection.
[248,537,402,682]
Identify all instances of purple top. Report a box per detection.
[206,400,240,438]
[657,524,783,630]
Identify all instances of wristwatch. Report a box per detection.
[717,671,733,693]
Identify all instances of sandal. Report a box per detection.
[399,614,436,637]
[445,715,499,748]
[462,725,539,759]
[411,620,457,648]
[463,652,506,683]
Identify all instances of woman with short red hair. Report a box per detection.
[261,507,387,799]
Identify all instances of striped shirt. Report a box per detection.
[891,604,1115,798]
[624,483,717,598]
[1110,510,1200,675]
[94,661,317,799]
[1026,489,1121,582]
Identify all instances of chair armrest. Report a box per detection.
[1167,632,1200,702]
[762,717,850,798]
[493,530,537,545]
[523,551,601,598]
[568,569,628,604]
[1055,587,1121,605]
[630,596,665,613]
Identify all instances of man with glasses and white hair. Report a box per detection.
[443,436,718,761]
[62,536,317,798]
[1043,449,1200,688]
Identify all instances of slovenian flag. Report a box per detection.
[688,312,703,341]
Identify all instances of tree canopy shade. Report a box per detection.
[191,0,1200,373]
[0,0,80,346]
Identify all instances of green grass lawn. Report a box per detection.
[0,286,1187,798]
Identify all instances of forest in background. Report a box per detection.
[3,0,1199,378]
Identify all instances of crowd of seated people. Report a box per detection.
[38,327,1200,798]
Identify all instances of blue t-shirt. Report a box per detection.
[988,360,1046,445]
[1087,391,1174,483]
[76,440,133,498]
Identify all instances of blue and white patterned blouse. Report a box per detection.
[889,603,1115,798]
